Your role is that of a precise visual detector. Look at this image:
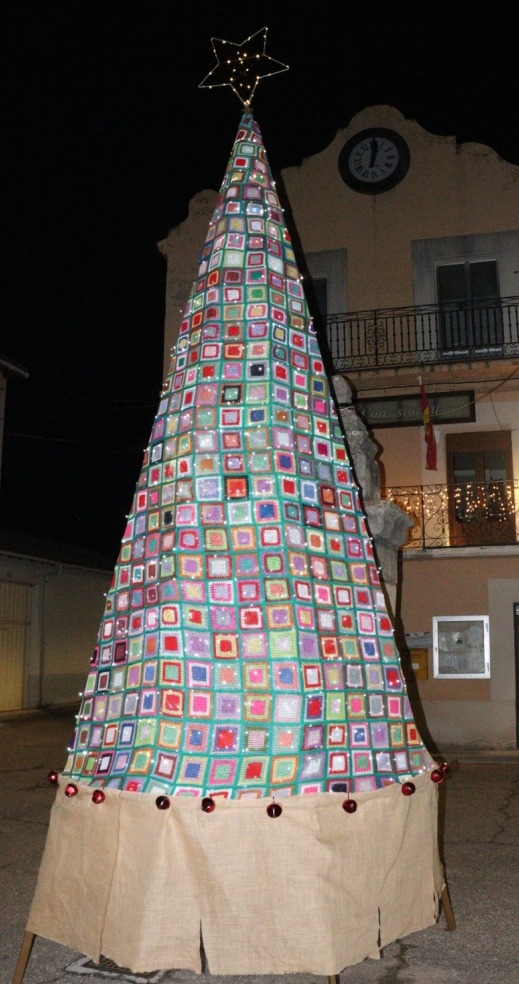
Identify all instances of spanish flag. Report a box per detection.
[419,376,437,470]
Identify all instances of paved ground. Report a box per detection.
[1,710,518,984]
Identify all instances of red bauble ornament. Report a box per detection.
[65,783,78,797]
[47,770,59,786]
[342,798,357,814]
[92,790,105,804]
[440,761,451,776]
[201,797,216,813]
[431,769,445,784]
[266,802,282,818]
[156,796,170,810]
[402,782,416,796]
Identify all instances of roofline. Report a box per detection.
[0,546,112,574]
[0,357,29,379]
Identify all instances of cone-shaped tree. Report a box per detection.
[26,113,443,976]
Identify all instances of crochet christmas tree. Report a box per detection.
[62,113,433,799]
[24,57,446,976]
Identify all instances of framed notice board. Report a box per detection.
[433,615,490,678]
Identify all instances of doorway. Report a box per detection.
[437,259,503,353]
[514,603,519,749]
[0,580,31,711]
[446,431,516,546]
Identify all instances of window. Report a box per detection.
[312,278,328,321]
[446,431,516,546]
[433,615,490,678]
[305,250,347,365]
[437,259,503,352]
[305,250,347,317]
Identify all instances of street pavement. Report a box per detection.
[1,710,518,984]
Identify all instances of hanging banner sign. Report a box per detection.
[354,390,475,429]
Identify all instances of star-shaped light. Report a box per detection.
[199,26,289,107]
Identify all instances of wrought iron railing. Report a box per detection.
[382,481,519,550]
[326,296,519,370]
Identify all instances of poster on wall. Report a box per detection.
[433,615,490,678]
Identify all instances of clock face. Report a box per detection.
[338,127,410,194]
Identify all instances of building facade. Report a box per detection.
[0,361,112,713]
[0,535,111,712]
[159,106,519,750]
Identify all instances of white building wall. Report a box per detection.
[0,553,109,711]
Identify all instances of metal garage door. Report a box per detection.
[0,580,31,711]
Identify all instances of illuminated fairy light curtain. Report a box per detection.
[386,481,519,549]
[25,103,446,977]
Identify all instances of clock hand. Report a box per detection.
[369,137,378,168]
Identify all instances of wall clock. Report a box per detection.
[338,127,410,194]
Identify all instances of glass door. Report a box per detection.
[437,260,503,353]
[446,432,515,545]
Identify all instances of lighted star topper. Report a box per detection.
[199,26,289,107]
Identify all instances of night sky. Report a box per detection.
[2,2,518,562]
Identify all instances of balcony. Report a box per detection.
[327,296,519,371]
[382,481,519,550]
